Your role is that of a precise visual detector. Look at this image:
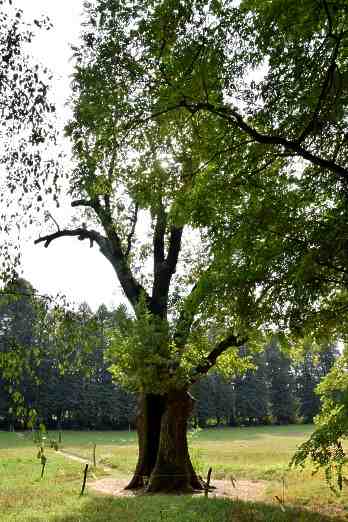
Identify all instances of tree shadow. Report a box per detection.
[28,494,346,522]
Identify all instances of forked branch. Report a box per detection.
[191,332,247,382]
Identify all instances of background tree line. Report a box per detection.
[0,278,338,431]
[192,339,338,428]
[0,278,137,430]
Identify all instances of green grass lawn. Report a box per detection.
[0,426,347,521]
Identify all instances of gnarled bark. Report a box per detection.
[147,390,202,492]
[127,390,203,493]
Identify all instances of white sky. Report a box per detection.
[16,1,128,311]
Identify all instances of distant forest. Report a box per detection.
[0,278,338,430]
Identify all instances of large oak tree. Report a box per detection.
[35,0,348,492]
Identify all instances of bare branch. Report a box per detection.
[34,227,105,249]
[191,333,247,382]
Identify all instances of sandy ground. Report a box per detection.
[88,477,267,500]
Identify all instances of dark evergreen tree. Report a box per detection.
[295,351,320,423]
[233,351,269,426]
[191,377,217,428]
[266,338,297,424]
[295,343,339,423]
[211,374,234,426]
[0,277,338,432]
[0,377,10,428]
[191,373,234,427]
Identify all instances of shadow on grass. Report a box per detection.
[30,495,346,522]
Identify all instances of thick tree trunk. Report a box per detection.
[125,393,165,489]
[126,390,203,493]
[147,390,202,492]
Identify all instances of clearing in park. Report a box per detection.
[1,425,347,522]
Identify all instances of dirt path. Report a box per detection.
[57,449,114,473]
[57,450,89,464]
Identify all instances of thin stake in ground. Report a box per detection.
[40,454,47,479]
[92,443,96,467]
[80,464,89,496]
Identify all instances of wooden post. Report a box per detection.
[92,443,96,467]
[80,464,89,496]
[204,467,212,497]
[40,455,47,479]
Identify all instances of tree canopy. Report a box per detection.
[31,0,348,492]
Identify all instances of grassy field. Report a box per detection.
[0,426,347,521]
